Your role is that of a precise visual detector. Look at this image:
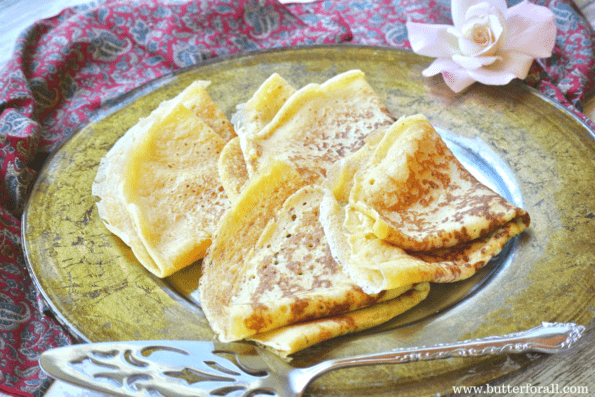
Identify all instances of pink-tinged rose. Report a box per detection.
[407,0,557,92]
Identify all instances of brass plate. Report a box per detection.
[22,46,595,396]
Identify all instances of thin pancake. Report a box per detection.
[250,282,430,358]
[122,103,229,277]
[321,194,529,293]
[240,70,394,184]
[232,73,297,141]
[220,73,297,200]
[93,80,235,277]
[320,115,530,293]
[219,185,413,342]
[199,160,308,338]
[350,114,529,251]
[218,137,249,202]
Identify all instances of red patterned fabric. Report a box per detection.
[0,0,593,395]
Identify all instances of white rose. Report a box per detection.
[407,0,557,92]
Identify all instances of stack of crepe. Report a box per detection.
[94,70,530,358]
[92,80,235,278]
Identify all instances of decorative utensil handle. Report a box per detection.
[322,322,584,370]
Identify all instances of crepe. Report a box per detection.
[121,103,230,277]
[320,114,531,293]
[250,282,429,358]
[232,72,297,141]
[237,69,394,184]
[350,114,529,251]
[220,184,414,340]
[93,80,234,277]
[199,162,427,347]
[199,159,309,338]
[218,137,249,202]
[96,71,530,358]
[219,74,297,201]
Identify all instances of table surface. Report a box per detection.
[1,1,594,396]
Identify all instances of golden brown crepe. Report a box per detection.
[320,114,530,293]
[96,72,530,359]
[232,72,297,142]
[93,80,234,277]
[218,137,249,202]
[199,160,309,338]
[221,184,414,340]
[121,103,229,277]
[199,161,428,349]
[350,114,528,251]
[219,73,297,201]
[250,282,430,358]
[238,70,394,184]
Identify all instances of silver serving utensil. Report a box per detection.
[39,322,584,397]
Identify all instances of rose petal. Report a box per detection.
[452,53,501,69]
[406,20,460,58]
[456,2,507,56]
[502,0,556,58]
[452,0,507,31]
[421,58,454,77]
[422,58,477,92]
[466,50,534,84]
[458,34,500,57]
[488,12,505,45]
[464,2,492,20]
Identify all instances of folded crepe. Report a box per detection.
[218,137,249,203]
[171,80,236,143]
[235,70,394,185]
[220,73,296,202]
[250,282,429,358]
[222,70,393,201]
[232,72,297,141]
[199,159,309,339]
[93,81,234,277]
[320,114,530,294]
[199,160,429,356]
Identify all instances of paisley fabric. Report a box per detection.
[0,0,593,395]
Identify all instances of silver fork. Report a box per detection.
[40,322,584,397]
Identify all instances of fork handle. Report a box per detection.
[316,322,584,371]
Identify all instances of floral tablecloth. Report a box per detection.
[0,0,593,396]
